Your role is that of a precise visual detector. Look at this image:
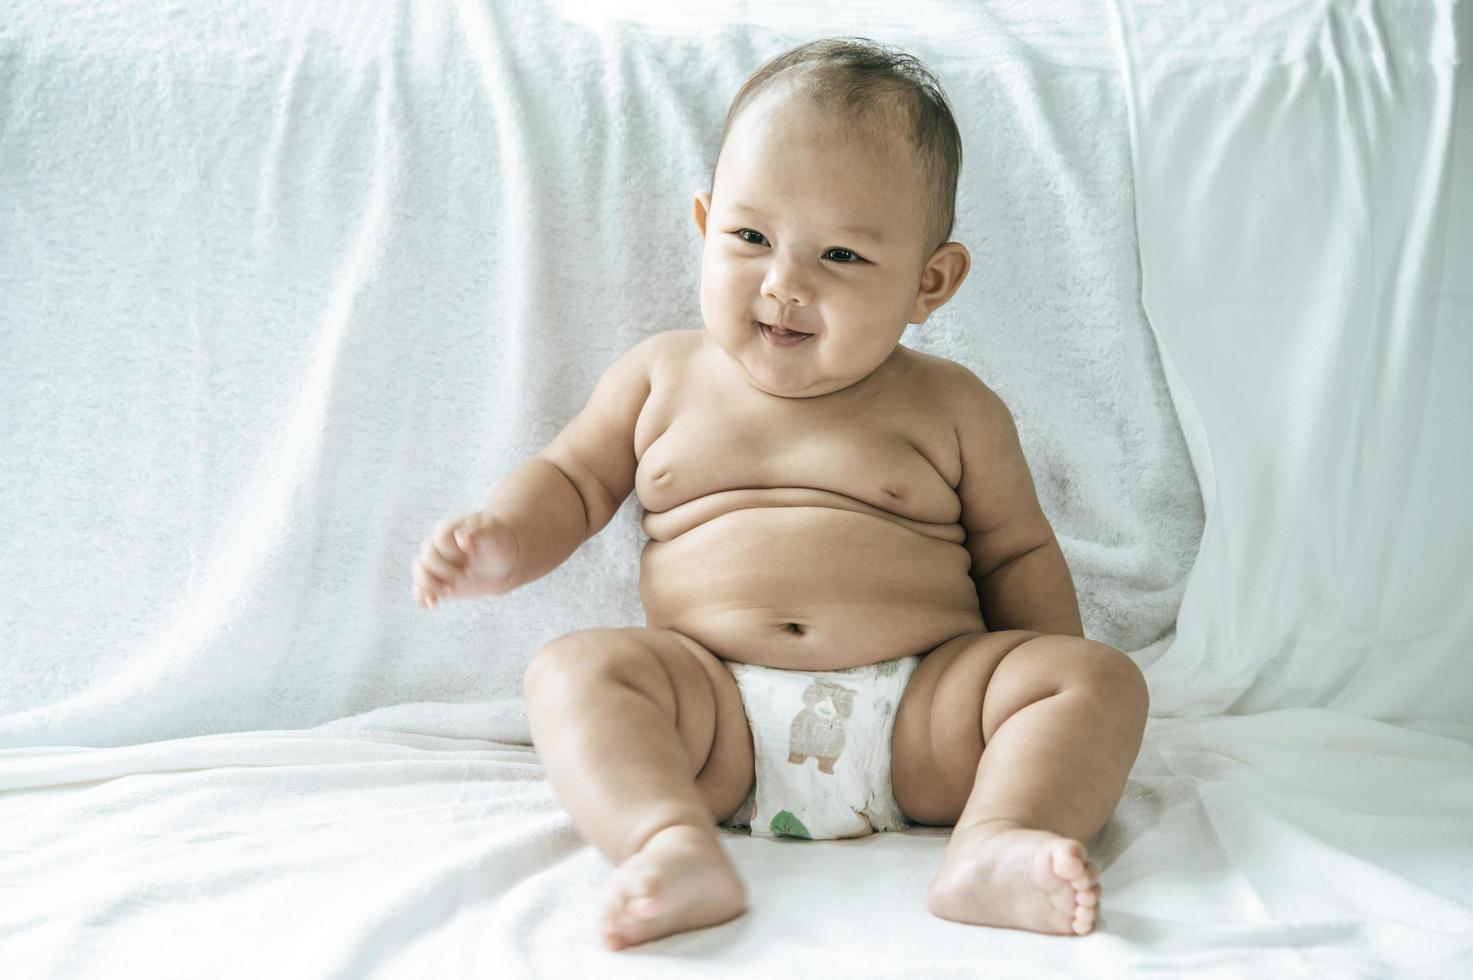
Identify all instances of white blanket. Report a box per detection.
[5,710,1470,978]
[1,0,1469,976]
[0,0,1197,748]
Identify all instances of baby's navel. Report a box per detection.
[781,622,806,636]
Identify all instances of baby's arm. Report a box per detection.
[952,369,1084,637]
[412,334,660,608]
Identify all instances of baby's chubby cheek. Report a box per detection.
[698,276,751,343]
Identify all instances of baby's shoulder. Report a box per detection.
[637,329,718,401]
[897,346,1008,420]
[600,329,701,391]
[633,328,704,372]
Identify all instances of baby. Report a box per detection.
[411,38,1148,951]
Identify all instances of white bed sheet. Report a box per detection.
[2,0,1470,977]
[3,710,1470,978]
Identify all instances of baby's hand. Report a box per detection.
[411,511,521,610]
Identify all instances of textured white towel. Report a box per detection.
[0,0,1199,749]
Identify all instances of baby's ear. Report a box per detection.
[908,242,971,324]
[693,191,713,239]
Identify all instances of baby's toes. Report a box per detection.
[1046,885,1079,922]
[599,891,634,947]
[600,873,664,948]
[624,873,668,923]
[1071,882,1101,933]
[1046,839,1087,883]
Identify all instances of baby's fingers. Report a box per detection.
[412,560,446,609]
[432,518,474,564]
[451,511,500,555]
[422,522,469,578]
[418,543,460,586]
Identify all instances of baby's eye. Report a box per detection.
[824,247,862,263]
[736,228,768,246]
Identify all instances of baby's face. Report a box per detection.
[695,92,939,398]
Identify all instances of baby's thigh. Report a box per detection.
[890,630,1043,823]
[523,626,755,821]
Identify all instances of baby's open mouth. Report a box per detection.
[754,321,813,343]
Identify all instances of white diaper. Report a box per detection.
[720,655,921,840]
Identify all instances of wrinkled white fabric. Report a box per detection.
[2,711,1469,979]
[1113,0,1473,737]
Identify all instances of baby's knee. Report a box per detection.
[992,637,1147,726]
[1079,642,1149,715]
[1046,642,1150,748]
[522,627,669,702]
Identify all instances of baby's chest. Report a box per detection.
[633,399,962,525]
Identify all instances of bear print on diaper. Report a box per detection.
[787,679,855,774]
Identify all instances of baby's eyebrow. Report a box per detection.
[729,202,772,220]
[836,223,885,244]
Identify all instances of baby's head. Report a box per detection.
[695,38,970,398]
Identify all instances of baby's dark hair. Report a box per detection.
[715,37,963,250]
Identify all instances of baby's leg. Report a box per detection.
[891,630,1148,936]
[523,627,755,950]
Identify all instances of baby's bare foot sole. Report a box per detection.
[927,821,1101,936]
[600,824,748,951]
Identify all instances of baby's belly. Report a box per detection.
[639,506,985,669]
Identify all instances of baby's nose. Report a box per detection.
[761,255,813,306]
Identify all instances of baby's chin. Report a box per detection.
[739,346,867,400]
[707,321,896,399]
[708,333,815,396]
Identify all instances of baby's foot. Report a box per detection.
[600,824,747,951]
[927,819,1100,936]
